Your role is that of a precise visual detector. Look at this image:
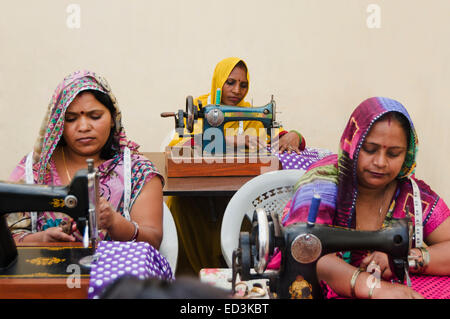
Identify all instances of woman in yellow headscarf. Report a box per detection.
[167,57,306,276]
[169,57,306,151]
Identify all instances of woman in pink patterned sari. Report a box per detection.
[278,97,450,298]
[7,70,164,249]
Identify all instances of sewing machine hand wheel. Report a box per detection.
[252,208,272,274]
[185,95,197,133]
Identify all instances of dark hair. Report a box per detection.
[234,60,248,73]
[57,89,118,160]
[378,112,411,150]
[100,275,231,299]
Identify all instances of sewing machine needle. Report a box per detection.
[83,221,89,248]
[404,265,412,287]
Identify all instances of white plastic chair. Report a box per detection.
[220,169,306,267]
[159,202,178,272]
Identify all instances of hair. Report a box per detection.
[57,89,118,160]
[377,111,411,150]
[234,60,247,73]
[100,275,231,299]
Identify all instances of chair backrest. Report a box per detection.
[220,169,306,267]
[159,202,178,273]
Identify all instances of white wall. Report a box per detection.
[0,0,449,203]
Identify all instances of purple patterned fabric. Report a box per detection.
[272,147,333,171]
[88,241,174,299]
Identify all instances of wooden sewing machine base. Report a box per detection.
[165,147,281,177]
[0,243,90,299]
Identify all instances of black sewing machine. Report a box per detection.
[161,94,280,155]
[231,200,413,299]
[0,159,99,271]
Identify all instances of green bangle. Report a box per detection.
[289,130,303,143]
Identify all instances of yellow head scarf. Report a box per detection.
[196,57,251,107]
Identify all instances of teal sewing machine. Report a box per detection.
[161,91,280,156]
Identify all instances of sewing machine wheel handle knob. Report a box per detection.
[64,195,78,209]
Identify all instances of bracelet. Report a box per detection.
[368,283,376,299]
[418,247,430,269]
[350,268,363,298]
[130,220,139,242]
[409,247,430,273]
[17,232,31,243]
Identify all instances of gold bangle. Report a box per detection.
[419,247,430,269]
[130,220,139,242]
[350,268,363,298]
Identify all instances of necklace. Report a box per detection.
[61,147,72,182]
[377,183,392,225]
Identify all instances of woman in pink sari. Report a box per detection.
[7,70,164,249]
[276,97,450,298]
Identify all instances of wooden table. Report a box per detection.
[143,152,256,196]
[0,242,90,299]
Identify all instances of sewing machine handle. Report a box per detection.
[160,112,176,118]
[160,111,186,135]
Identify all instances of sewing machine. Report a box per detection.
[0,159,99,271]
[161,94,280,156]
[231,199,413,299]
[160,95,281,177]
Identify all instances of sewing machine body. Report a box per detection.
[201,102,275,155]
[232,209,412,299]
[0,163,99,271]
[162,95,280,156]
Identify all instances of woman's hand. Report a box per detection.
[226,135,266,151]
[97,197,118,231]
[360,251,393,280]
[41,227,76,242]
[273,131,300,154]
[371,282,424,299]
